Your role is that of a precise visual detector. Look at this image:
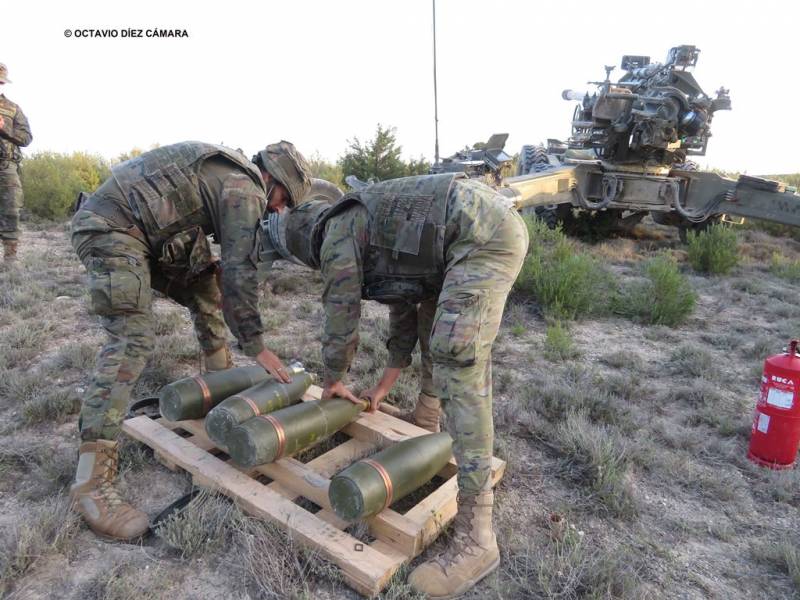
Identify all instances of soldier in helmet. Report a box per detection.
[0,63,33,263]
[281,174,528,598]
[70,140,311,540]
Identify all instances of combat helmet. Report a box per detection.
[0,64,11,84]
[258,199,331,269]
[253,141,312,208]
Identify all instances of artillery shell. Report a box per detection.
[159,366,268,421]
[329,432,453,521]
[227,398,366,467]
[204,365,315,446]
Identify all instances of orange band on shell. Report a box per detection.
[193,376,212,413]
[261,414,287,459]
[240,395,260,416]
[362,459,394,512]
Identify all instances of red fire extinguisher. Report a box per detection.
[748,340,800,469]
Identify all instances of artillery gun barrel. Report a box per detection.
[500,166,579,210]
[329,432,453,521]
[159,366,269,421]
[204,364,315,446]
[227,398,368,467]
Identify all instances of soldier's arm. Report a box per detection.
[0,105,32,147]
[319,206,369,385]
[217,173,267,357]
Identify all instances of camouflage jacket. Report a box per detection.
[78,148,269,357]
[0,94,32,162]
[318,177,513,383]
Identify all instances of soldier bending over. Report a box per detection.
[71,141,311,540]
[281,173,528,598]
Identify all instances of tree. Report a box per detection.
[307,152,345,188]
[338,124,429,182]
[20,151,110,220]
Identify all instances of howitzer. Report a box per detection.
[204,363,314,446]
[329,432,453,521]
[227,398,368,467]
[498,45,800,237]
[159,366,269,421]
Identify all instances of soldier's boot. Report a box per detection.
[2,240,18,263]
[70,440,149,541]
[414,393,441,432]
[408,491,499,599]
[203,345,232,372]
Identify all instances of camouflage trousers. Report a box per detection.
[0,161,22,241]
[429,210,528,497]
[71,209,229,441]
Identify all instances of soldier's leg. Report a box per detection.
[151,267,231,371]
[0,163,22,262]
[409,210,528,598]
[70,217,154,540]
[414,298,441,432]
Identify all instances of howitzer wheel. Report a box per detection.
[517,145,565,229]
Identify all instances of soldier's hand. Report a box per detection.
[0,116,4,129]
[359,385,388,413]
[322,380,363,406]
[255,348,291,383]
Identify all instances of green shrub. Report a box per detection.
[615,254,696,326]
[514,217,616,319]
[20,151,110,220]
[770,252,800,283]
[686,224,739,274]
[544,321,578,361]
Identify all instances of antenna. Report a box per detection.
[432,0,440,167]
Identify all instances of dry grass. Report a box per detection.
[0,496,80,595]
[491,533,645,599]
[154,489,239,558]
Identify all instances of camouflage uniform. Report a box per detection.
[316,175,528,497]
[72,143,270,442]
[0,93,32,243]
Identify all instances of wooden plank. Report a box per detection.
[123,416,401,597]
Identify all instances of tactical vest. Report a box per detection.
[315,173,462,304]
[112,141,265,244]
[0,98,21,162]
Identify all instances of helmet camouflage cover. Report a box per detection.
[254,141,312,208]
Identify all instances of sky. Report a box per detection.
[3,0,799,174]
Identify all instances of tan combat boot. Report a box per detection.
[2,240,17,263]
[203,345,232,372]
[414,393,441,432]
[408,491,500,599]
[70,439,149,541]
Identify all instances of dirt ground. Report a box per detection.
[1,219,799,600]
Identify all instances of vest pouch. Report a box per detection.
[159,227,217,282]
[134,165,203,230]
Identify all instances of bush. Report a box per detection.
[514,217,616,319]
[686,224,739,274]
[615,254,696,327]
[20,151,110,220]
[544,321,578,361]
[770,252,800,283]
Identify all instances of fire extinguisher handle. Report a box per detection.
[790,340,799,358]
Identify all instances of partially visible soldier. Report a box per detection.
[0,63,33,263]
[281,173,528,598]
[70,140,310,541]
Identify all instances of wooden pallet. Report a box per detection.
[122,386,505,597]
